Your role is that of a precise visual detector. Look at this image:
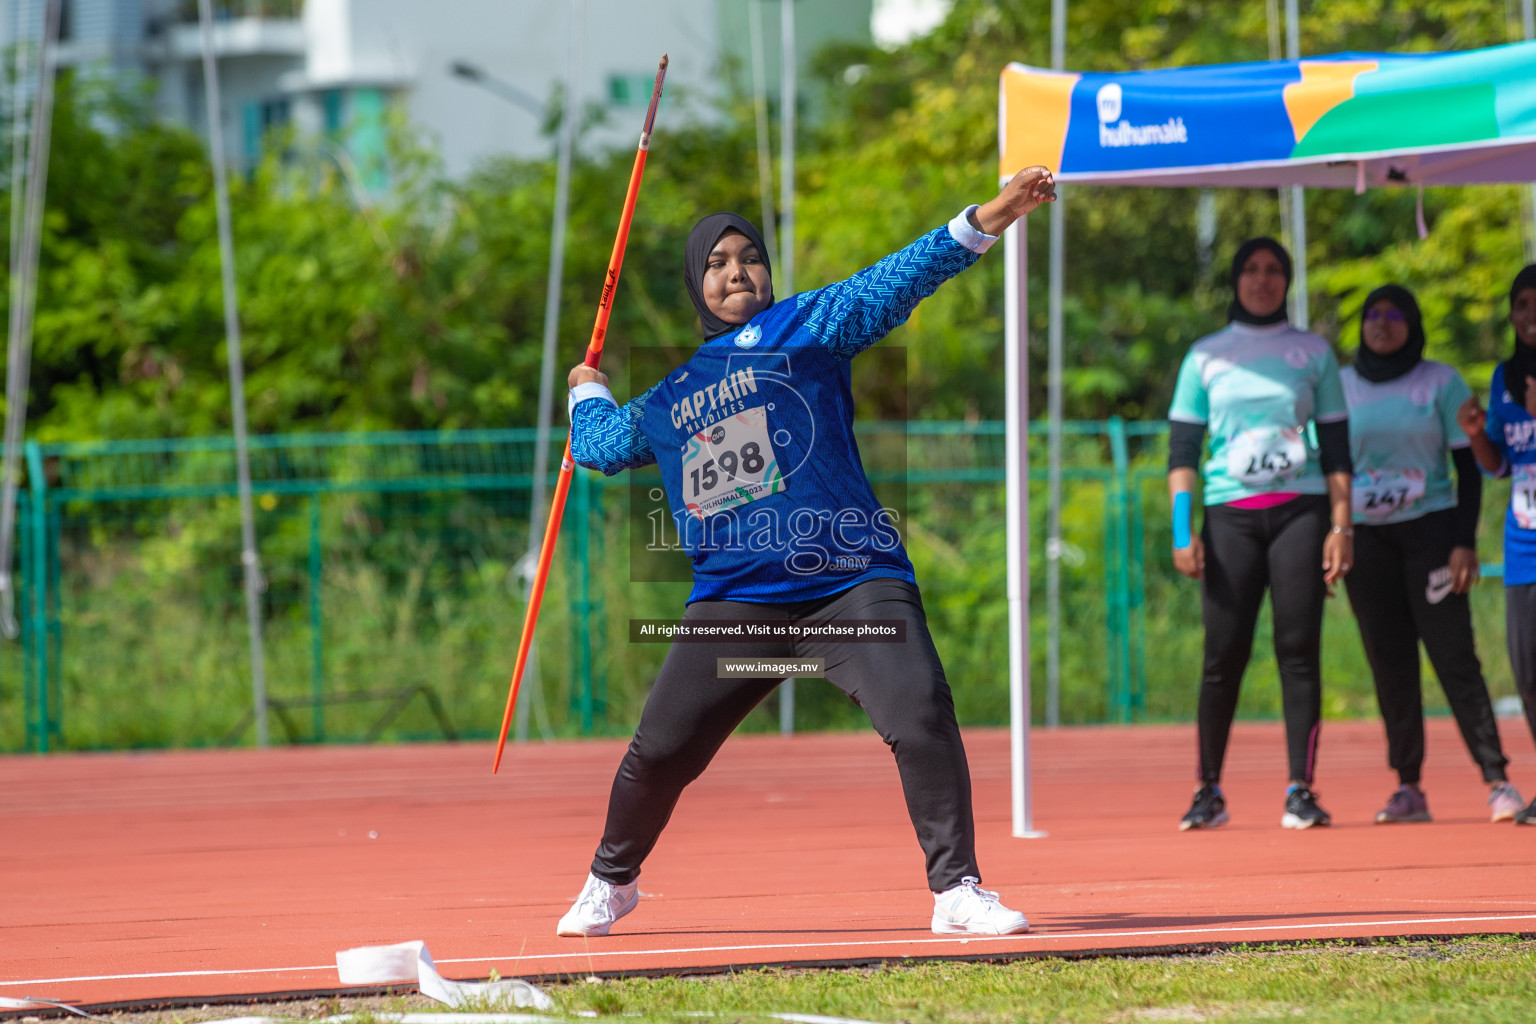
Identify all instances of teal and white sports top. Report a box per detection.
[1168,322,1348,506]
[1340,360,1471,526]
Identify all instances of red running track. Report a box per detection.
[4,718,1535,1008]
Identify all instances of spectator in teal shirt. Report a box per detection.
[1166,237,1353,833]
[1339,283,1523,825]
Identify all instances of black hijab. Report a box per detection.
[684,213,773,340]
[1353,284,1425,384]
[1227,236,1292,326]
[1503,264,1536,407]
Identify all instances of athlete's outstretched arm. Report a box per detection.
[798,166,1055,359]
[567,369,658,476]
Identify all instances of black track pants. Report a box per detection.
[1197,495,1328,785]
[1507,581,1536,748]
[589,578,979,893]
[1343,509,1508,786]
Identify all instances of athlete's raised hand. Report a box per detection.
[971,166,1057,235]
[569,364,610,389]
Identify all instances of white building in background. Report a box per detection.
[1,0,876,179]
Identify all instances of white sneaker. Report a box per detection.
[931,876,1030,935]
[556,873,639,937]
[1489,782,1525,823]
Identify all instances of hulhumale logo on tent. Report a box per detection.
[1095,83,1189,148]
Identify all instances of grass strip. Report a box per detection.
[537,936,1536,1024]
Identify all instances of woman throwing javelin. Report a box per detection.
[1167,237,1353,832]
[1340,283,1523,824]
[555,166,1056,937]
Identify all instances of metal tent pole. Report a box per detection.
[1266,0,1291,270]
[1285,0,1308,328]
[0,0,60,646]
[198,0,269,747]
[1525,0,1536,261]
[1044,0,1066,729]
[747,0,778,268]
[515,0,582,744]
[1006,219,1044,839]
[7,0,29,276]
[778,0,796,736]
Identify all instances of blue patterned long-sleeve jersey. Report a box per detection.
[569,207,996,602]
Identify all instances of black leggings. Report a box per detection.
[1507,581,1536,749]
[1344,509,1507,786]
[1197,495,1328,785]
[590,578,979,892]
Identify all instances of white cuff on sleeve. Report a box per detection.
[568,381,618,420]
[948,205,999,254]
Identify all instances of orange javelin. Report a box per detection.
[493,54,668,773]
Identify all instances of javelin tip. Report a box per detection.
[643,54,668,134]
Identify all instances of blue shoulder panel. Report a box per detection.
[797,226,979,360]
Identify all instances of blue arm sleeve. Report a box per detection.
[795,224,982,360]
[569,386,658,476]
[1172,491,1193,549]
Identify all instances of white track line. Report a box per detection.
[4,913,1535,989]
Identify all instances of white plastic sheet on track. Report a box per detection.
[0,997,55,1011]
[334,942,551,1011]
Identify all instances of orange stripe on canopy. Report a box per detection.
[1283,60,1377,144]
[999,65,1078,179]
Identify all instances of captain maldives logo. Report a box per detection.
[1096,83,1188,148]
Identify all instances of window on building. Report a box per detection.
[242,97,291,167]
[606,73,653,107]
[321,89,344,135]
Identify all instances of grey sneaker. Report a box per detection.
[1516,796,1536,825]
[1281,785,1332,829]
[556,872,639,937]
[1179,784,1229,831]
[1374,785,1432,824]
[1489,782,1525,823]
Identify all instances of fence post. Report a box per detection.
[1127,470,1149,718]
[308,492,324,742]
[1107,418,1133,723]
[25,440,49,750]
[592,476,607,723]
[47,501,61,740]
[18,498,33,750]
[574,467,594,734]
[1100,467,1121,720]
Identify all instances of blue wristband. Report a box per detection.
[1173,491,1193,549]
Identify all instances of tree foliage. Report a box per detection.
[4,1,1534,440]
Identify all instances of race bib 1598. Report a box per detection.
[1353,469,1426,521]
[1226,426,1307,488]
[1513,465,1536,530]
[680,405,785,520]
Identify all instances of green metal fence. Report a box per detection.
[3,420,1517,753]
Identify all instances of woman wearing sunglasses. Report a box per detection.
[1341,284,1523,824]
